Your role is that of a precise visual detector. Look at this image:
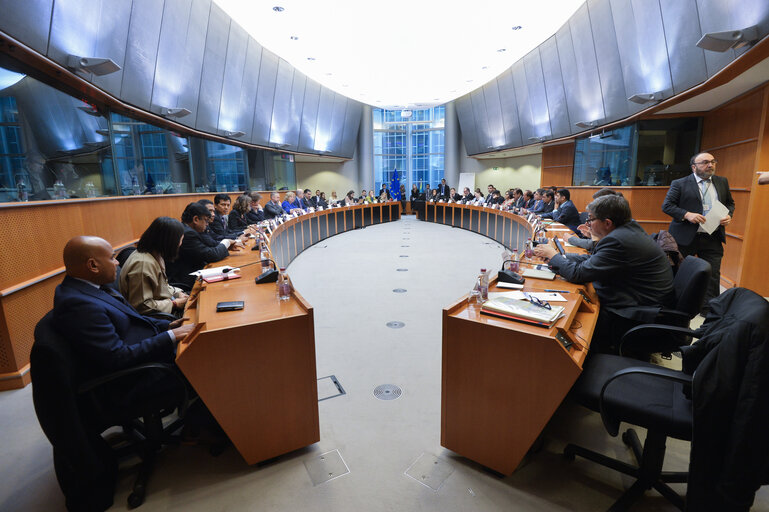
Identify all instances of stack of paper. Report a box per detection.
[481,297,565,327]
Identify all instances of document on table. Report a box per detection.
[700,200,729,235]
[488,291,567,302]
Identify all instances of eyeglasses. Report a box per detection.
[586,217,597,224]
[694,159,717,166]
[528,295,552,310]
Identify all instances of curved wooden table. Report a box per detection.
[176,203,401,464]
[419,202,600,475]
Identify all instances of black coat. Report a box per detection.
[264,201,284,219]
[680,288,769,511]
[167,225,229,289]
[662,173,734,246]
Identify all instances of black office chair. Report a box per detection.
[31,311,190,510]
[564,287,769,511]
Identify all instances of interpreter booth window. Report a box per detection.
[572,118,701,187]
[0,64,116,201]
[245,149,296,191]
[373,106,444,194]
[110,113,192,195]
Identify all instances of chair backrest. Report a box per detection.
[672,256,711,318]
[115,246,136,268]
[578,211,589,224]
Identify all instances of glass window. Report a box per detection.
[573,125,637,186]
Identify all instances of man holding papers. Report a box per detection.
[662,152,735,313]
[535,195,675,353]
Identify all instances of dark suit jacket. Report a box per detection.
[264,201,283,219]
[437,183,450,197]
[548,220,675,321]
[228,210,250,231]
[209,212,242,241]
[167,225,229,289]
[52,276,174,377]
[513,196,526,208]
[662,173,735,246]
[541,200,580,232]
[533,200,555,214]
[246,208,265,224]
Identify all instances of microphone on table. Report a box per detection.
[254,259,279,284]
[498,260,525,285]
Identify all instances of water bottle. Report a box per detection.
[85,182,96,198]
[260,242,271,272]
[510,249,520,273]
[525,238,533,259]
[277,267,292,301]
[16,180,27,202]
[131,175,141,195]
[478,268,489,302]
[53,180,66,199]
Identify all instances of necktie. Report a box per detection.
[100,285,130,306]
[700,179,712,210]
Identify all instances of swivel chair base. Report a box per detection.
[564,428,687,512]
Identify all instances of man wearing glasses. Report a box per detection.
[662,152,735,313]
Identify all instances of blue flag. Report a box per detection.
[390,168,401,201]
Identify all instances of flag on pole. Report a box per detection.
[390,168,401,201]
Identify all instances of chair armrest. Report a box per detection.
[599,366,692,436]
[619,324,697,356]
[147,311,178,322]
[78,363,190,418]
[654,309,692,326]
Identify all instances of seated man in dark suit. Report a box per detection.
[531,189,555,214]
[300,189,315,210]
[53,236,196,411]
[461,187,474,202]
[534,195,675,353]
[209,194,248,242]
[263,192,285,220]
[540,188,581,233]
[167,202,240,290]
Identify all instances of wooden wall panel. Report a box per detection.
[700,88,764,150]
[726,189,751,236]
[541,143,574,187]
[713,141,759,188]
[721,237,744,288]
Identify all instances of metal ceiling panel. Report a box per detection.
[697,0,738,77]
[588,0,628,122]
[119,0,164,111]
[297,79,321,153]
[556,13,604,135]
[511,61,536,143]
[237,37,263,145]
[470,89,492,152]
[88,2,132,96]
[454,94,480,155]
[151,0,191,119]
[269,59,298,149]
[281,68,307,152]
[166,0,211,128]
[340,99,362,158]
[732,0,769,58]
[217,22,249,140]
[47,0,101,68]
[539,36,571,139]
[0,0,53,54]
[522,49,553,142]
[312,87,336,153]
[251,49,279,146]
[326,93,348,155]
[482,79,506,150]
[496,68,523,148]
[659,0,707,93]
[195,4,229,134]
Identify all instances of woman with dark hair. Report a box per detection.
[344,190,356,206]
[119,216,188,316]
[229,194,252,231]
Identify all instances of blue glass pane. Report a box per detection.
[573,125,637,186]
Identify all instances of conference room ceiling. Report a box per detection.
[214,0,584,110]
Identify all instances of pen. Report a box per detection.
[544,289,569,293]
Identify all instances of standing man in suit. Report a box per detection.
[541,189,581,233]
[535,195,675,353]
[437,179,450,199]
[662,152,734,312]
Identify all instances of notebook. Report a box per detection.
[522,268,556,280]
[481,297,565,327]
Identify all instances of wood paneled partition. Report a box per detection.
[540,83,769,296]
[0,191,288,390]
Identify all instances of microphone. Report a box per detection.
[498,260,525,285]
[254,258,279,284]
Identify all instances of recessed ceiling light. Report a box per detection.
[272,6,284,12]
[307,57,315,61]
[342,84,349,87]
[325,72,332,76]
[433,98,440,100]
[466,79,473,83]
[497,48,507,52]
[481,66,488,70]
[290,36,298,40]
[512,26,522,30]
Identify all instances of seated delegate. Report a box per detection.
[228,195,254,232]
[540,188,580,233]
[167,202,241,290]
[534,195,675,353]
[246,192,265,223]
[119,217,189,316]
[281,192,303,214]
[264,192,284,219]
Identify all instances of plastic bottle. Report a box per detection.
[277,267,292,301]
[260,242,271,272]
[131,175,141,195]
[53,180,66,199]
[478,268,489,302]
[17,180,28,202]
[525,238,533,259]
[510,249,520,273]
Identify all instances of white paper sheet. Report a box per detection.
[700,200,729,235]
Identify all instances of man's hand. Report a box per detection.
[684,212,706,224]
[719,214,731,226]
[757,171,769,185]
[534,244,558,261]
[577,223,591,238]
[171,322,196,343]
[172,294,189,309]
[169,317,189,329]
[562,235,572,247]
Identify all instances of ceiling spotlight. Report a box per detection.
[497,48,507,52]
[512,26,522,31]
[67,55,121,76]
[160,107,191,118]
[628,90,670,104]
[290,36,298,40]
[696,25,759,52]
[272,6,284,12]
[307,57,316,61]
[528,136,547,143]
[222,130,245,138]
[575,120,599,129]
